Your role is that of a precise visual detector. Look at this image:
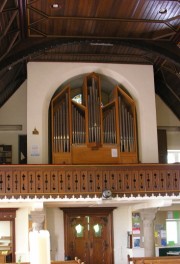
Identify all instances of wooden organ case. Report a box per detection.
[51,72,138,164]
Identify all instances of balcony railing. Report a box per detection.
[0,164,179,199]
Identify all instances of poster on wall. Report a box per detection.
[133,237,140,248]
[132,212,140,234]
[31,144,40,156]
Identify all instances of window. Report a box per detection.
[166,219,180,245]
[72,94,82,104]
[167,150,180,164]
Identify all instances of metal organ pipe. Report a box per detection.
[72,104,85,144]
[53,92,70,153]
[52,76,136,165]
[118,95,135,153]
[88,78,101,144]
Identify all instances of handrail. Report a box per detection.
[0,164,179,199]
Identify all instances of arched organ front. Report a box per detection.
[51,72,138,164]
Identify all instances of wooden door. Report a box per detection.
[63,208,114,264]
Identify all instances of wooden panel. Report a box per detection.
[131,171,139,192]
[119,152,138,164]
[145,170,153,192]
[109,171,118,192]
[21,171,28,193]
[12,171,20,193]
[95,171,103,192]
[28,171,36,193]
[171,170,180,190]
[72,145,120,164]
[58,171,66,193]
[87,171,95,193]
[138,170,146,192]
[80,171,88,193]
[0,171,5,193]
[53,153,72,165]
[5,171,12,193]
[50,171,58,193]
[0,254,6,263]
[65,171,73,192]
[117,171,124,192]
[152,170,160,192]
[72,171,81,193]
[63,208,114,264]
[36,171,43,193]
[159,170,166,191]
[102,171,110,191]
[43,171,51,193]
[124,171,132,192]
[27,0,179,40]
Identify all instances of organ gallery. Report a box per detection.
[51,72,138,164]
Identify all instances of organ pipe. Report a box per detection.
[51,73,138,164]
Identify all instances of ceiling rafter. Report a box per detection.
[161,70,180,102]
[0,0,179,120]
[0,32,20,61]
[0,39,179,71]
[0,10,19,40]
[0,0,8,12]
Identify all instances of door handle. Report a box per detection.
[104,241,108,249]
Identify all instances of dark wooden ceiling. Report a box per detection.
[0,0,179,119]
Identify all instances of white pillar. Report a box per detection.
[140,208,157,257]
[29,210,51,264]
[30,210,45,231]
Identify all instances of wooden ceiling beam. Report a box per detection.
[0,32,20,61]
[0,39,179,71]
[0,0,7,12]
[0,10,18,40]
[27,6,180,24]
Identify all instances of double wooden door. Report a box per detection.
[63,208,114,264]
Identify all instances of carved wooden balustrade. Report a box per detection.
[0,164,179,199]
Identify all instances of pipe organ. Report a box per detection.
[51,72,138,164]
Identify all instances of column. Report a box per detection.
[29,210,51,264]
[140,208,157,257]
[30,210,45,231]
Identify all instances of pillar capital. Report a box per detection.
[140,208,157,222]
[30,210,45,231]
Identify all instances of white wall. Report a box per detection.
[113,206,133,264]
[15,207,30,262]
[46,208,64,261]
[27,62,158,164]
[0,81,27,163]
[156,95,180,150]
[156,95,180,127]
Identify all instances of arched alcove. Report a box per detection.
[49,72,138,164]
[27,62,158,164]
